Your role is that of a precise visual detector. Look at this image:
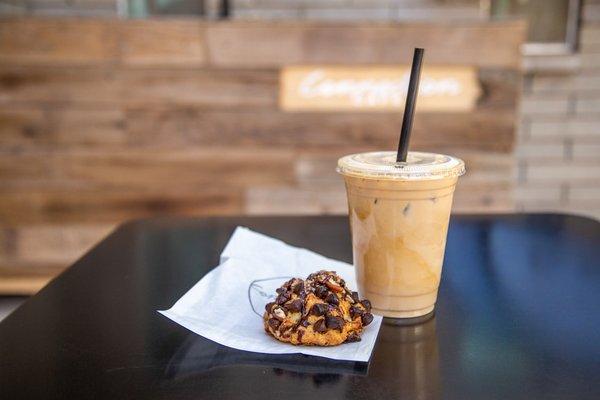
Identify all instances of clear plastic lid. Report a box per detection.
[337,151,465,181]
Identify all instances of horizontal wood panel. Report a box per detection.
[0,17,524,294]
[0,67,276,107]
[0,66,514,109]
[207,21,526,68]
[293,149,514,185]
[0,107,515,152]
[0,224,111,295]
[0,275,55,295]
[245,185,348,215]
[0,66,278,109]
[0,149,297,191]
[10,224,115,265]
[0,263,67,277]
[0,19,526,68]
[0,66,120,105]
[245,182,514,215]
[125,109,515,151]
[0,190,243,225]
[119,68,277,108]
[0,106,48,150]
[0,184,513,229]
[0,149,512,224]
[0,224,114,293]
[0,105,125,150]
[0,19,119,65]
[119,20,206,66]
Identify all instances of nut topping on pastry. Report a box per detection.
[263,270,373,346]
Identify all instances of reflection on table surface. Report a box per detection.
[0,214,598,400]
[368,317,440,400]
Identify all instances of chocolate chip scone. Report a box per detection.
[263,270,374,346]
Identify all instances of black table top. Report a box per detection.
[1,214,599,400]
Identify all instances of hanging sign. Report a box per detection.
[280,66,480,112]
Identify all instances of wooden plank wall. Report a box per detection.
[0,18,526,293]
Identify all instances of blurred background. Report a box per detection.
[0,0,598,301]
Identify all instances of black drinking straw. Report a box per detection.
[396,48,425,163]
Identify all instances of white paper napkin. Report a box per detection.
[159,226,383,362]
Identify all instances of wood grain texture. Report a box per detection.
[207,21,527,68]
[245,185,348,215]
[0,224,110,294]
[0,149,296,191]
[0,275,54,295]
[0,19,119,65]
[0,66,119,105]
[119,68,277,108]
[0,105,125,151]
[247,149,514,214]
[245,184,515,215]
[119,20,207,66]
[293,149,514,187]
[0,66,518,109]
[0,224,113,295]
[245,180,514,215]
[0,19,526,68]
[0,18,524,294]
[0,190,243,225]
[125,109,515,151]
[0,105,515,152]
[0,66,275,108]
[0,106,48,150]
[10,224,115,265]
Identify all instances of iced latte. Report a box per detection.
[338,151,465,318]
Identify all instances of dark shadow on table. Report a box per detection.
[163,335,368,381]
[163,316,440,398]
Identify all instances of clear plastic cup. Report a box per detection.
[337,151,465,318]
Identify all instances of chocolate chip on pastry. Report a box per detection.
[263,270,373,346]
